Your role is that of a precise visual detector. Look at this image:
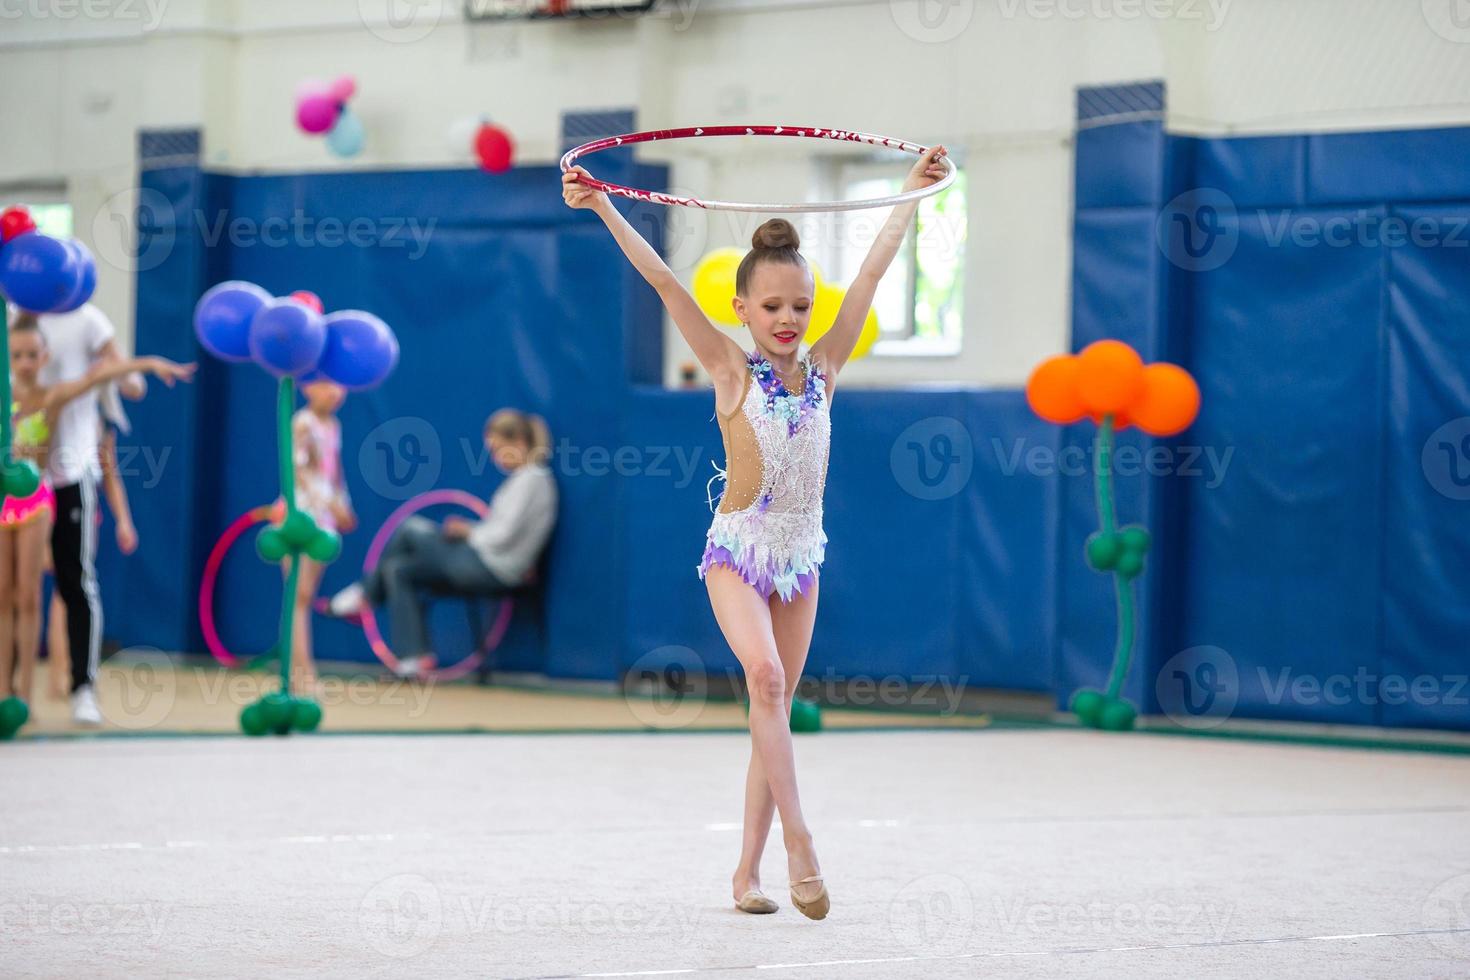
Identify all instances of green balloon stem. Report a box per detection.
[274,377,297,698]
[1093,417,1137,703]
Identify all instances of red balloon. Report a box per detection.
[1,207,37,244]
[290,290,324,314]
[474,124,515,174]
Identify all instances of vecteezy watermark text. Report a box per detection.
[992,438,1233,489]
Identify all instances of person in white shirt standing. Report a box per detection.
[35,302,145,725]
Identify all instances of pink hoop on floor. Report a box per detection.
[560,125,956,212]
[199,504,279,668]
[359,489,515,682]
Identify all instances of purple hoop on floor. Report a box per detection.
[359,489,514,682]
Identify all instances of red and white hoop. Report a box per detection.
[560,125,956,213]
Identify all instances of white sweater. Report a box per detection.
[468,463,558,585]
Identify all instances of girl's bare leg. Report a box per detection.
[0,530,15,699]
[12,517,50,703]
[730,579,822,903]
[706,567,823,905]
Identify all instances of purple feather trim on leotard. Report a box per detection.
[697,542,819,603]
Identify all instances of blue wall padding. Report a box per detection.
[97,166,216,655]
[957,394,1058,691]
[1072,97,1470,730]
[1381,204,1470,730]
[1179,206,1385,725]
[111,112,1470,732]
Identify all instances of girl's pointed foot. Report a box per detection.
[785,833,828,920]
[789,874,829,920]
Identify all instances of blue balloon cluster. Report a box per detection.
[0,232,98,314]
[192,281,399,388]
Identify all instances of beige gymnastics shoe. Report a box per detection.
[735,889,779,914]
[790,874,829,920]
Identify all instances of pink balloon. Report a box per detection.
[297,94,340,135]
[329,76,357,102]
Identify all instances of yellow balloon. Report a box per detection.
[850,307,880,360]
[806,282,846,345]
[692,247,744,327]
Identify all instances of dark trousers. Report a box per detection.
[362,517,507,657]
[52,479,102,693]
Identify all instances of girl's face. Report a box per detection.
[487,433,527,473]
[733,261,813,357]
[303,380,346,414]
[9,330,47,385]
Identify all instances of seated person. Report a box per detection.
[328,409,557,676]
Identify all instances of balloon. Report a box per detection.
[289,290,323,314]
[291,697,322,732]
[1075,340,1144,415]
[329,75,356,102]
[296,93,340,135]
[0,207,36,244]
[474,123,514,173]
[248,298,327,377]
[1130,362,1201,436]
[0,232,85,313]
[305,528,342,563]
[849,307,881,361]
[195,280,272,362]
[54,239,97,312]
[316,310,399,390]
[326,108,365,158]
[1025,355,1087,425]
[1,460,40,501]
[692,248,745,327]
[803,282,845,344]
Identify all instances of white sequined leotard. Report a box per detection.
[697,351,831,602]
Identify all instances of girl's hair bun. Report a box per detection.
[751,218,800,251]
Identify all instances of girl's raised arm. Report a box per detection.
[811,145,950,377]
[562,167,746,387]
[45,356,196,420]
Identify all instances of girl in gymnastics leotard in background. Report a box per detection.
[1,311,194,704]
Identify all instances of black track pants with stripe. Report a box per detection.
[52,479,103,693]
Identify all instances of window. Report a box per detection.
[1,186,72,238]
[818,160,966,356]
[27,202,73,239]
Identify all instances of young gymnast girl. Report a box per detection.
[563,144,949,920]
[1,312,194,706]
[282,378,355,695]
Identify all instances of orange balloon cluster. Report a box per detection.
[1026,340,1200,436]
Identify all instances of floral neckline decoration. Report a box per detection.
[748,351,826,436]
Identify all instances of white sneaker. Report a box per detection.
[393,656,426,679]
[328,583,366,618]
[71,685,102,727]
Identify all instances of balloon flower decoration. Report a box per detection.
[296,76,364,159]
[1026,340,1200,731]
[194,282,398,735]
[691,248,880,360]
[0,206,98,738]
